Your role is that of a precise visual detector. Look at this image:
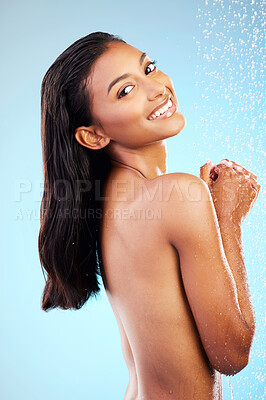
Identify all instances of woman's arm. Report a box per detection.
[200,159,260,333]
[215,218,255,333]
[162,167,259,375]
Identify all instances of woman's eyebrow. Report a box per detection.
[107,52,147,95]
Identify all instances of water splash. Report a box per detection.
[193,0,265,171]
[194,1,265,399]
[225,376,235,399]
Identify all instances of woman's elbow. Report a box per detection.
[230,323,256,375]
[220,352,250,376]
[211,343,253,376]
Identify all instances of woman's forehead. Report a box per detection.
[89,42,145,88]
[100,41,143,66]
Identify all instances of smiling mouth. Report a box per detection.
[147,96,177,121]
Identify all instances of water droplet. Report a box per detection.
[194,1,263,397]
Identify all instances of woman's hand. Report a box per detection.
[200,159,260,223]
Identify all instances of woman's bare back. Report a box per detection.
[99,167,222,400]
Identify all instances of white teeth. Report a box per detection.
[149,97,173,120]
[158,99,172,115]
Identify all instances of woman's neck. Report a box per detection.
[106,139,168,180]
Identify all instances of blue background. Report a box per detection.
[1,0,264,399]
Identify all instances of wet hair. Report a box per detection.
[38,32,126,311]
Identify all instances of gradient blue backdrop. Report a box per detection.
[1,0,264,399]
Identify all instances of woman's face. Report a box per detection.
[87,41,186,149]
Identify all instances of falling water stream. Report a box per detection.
[193,1,265,399]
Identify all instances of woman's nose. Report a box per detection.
[145,78,166,101]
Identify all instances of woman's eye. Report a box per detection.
[118,85,134,99]
[145,60,157,75]
[117,60,157,99]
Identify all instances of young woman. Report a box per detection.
[39,32,260,399]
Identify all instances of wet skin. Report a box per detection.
[75,42,260,399]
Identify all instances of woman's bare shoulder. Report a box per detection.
[160,171,205,185]
[124,172,211,231]
[151,171,205,187]
[146,171,215,240]
[146,172,209,204]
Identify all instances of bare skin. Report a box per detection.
[74,41,260,399]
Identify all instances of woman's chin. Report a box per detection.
[168,113,186,137]
[178,113,186,131]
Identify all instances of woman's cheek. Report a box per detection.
[113,105,142,126]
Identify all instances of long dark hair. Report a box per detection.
[39,32,126,311]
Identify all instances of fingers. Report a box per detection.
[215,163,260,191]
[210,163,237,180]
[219,159,257,180]
[201,159,260,203]
[247,175,260,189]
[217,162,259,189]
[229,170,261,205]
[244,176,261,199]
[200,159,213,184]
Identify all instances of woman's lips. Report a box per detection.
[148,102,177,121]
[148,96,170,119]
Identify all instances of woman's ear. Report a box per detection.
[74,126,110,150]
